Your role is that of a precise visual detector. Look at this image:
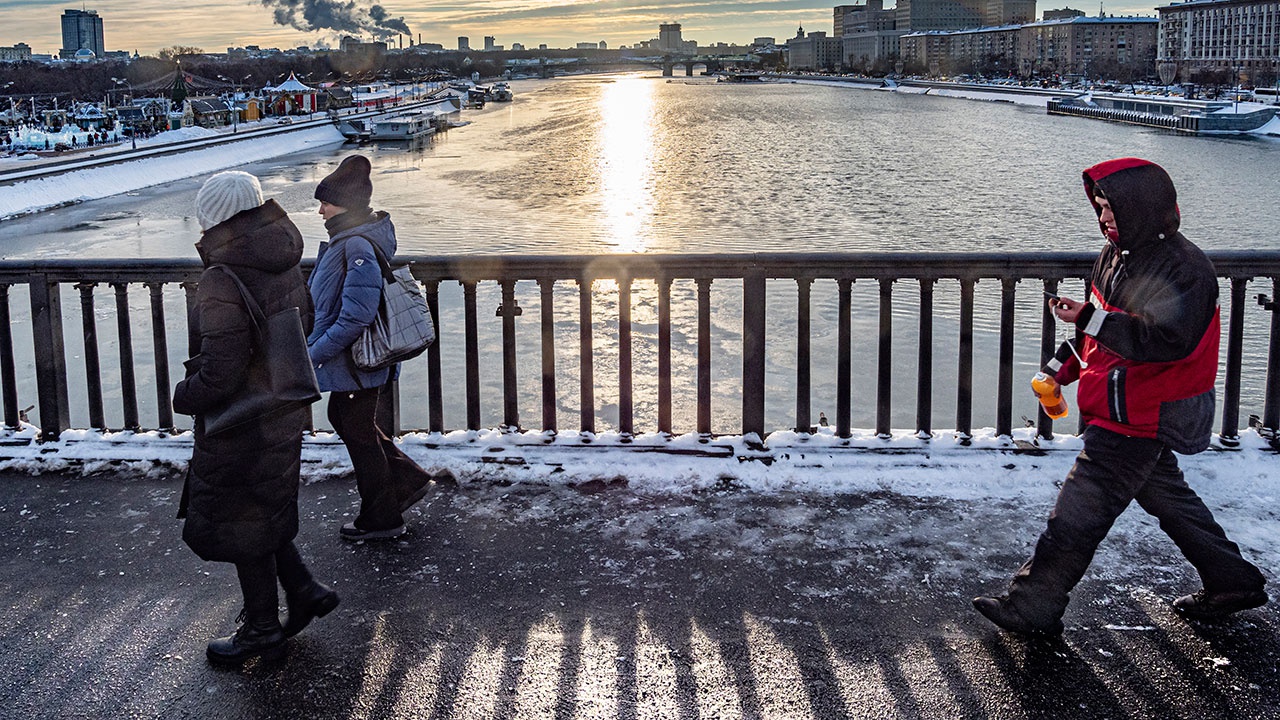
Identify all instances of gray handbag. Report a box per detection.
[351,243,436,371]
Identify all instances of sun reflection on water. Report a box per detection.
[597,76,656,252]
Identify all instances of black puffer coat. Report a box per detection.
[173,200,315,563]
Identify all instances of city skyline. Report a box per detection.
[2,0,1162,58]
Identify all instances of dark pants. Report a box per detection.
[235,541,312,623]
[1007,425,1265,625]
[328,386,431,531]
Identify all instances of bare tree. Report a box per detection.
[157,46,205,62]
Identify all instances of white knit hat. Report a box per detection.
[196,171,263,231]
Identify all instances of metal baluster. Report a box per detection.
[112,282,140,432]
[956,278,975,442]
[179,280,202,431]
[795,278,813,434]
[1037,280,1060,440]
[462,281,480,431]
[538,278,557,436]
[916,279,935,438]
[181,280,199,353]
[579,276,595,436]
[837,278,852,439]
[618,277,633,440]
[1263,277,1280,436]
[1219,277,1246,445]
[76,282,105,431]
[30,274,70,440]
[147,282,173,432]
[0,285,18,430]
[498,280,519,432]
[696,278,712,438]
[425,280,443,433]
[742,270,765,442]
[996,278,1017,440]
[657,276,673,437]
[877,278,893,439]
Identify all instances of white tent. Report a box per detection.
[266,73,315,93]
[265,73,321,114]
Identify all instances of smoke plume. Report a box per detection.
[263,0,411,40]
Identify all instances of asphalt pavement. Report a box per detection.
[1,468,1277,720]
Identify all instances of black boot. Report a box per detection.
[206,609,286,666]
[209,558,286,666]
[282,582,341,638]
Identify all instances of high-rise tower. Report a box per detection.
[60,9,105,60]
[658,23,683,52]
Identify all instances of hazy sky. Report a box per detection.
[3,0,1161,57]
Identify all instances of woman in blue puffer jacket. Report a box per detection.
[307,154,433,541]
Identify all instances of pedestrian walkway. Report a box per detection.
[1,465,1276,719]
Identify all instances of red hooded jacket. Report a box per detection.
[1044,158,1219,453]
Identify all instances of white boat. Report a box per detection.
[335,118,372,142]
[716,72,762,83]
[489,82,513,102]
[369,112,435,140]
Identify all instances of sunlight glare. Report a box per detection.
[597,76,656,252]
[744,612,815,718]
[453,636,505,716]
[574,618,620,718]
[351,613,397,720]
[513,615,565,717]
[689,618,744,717]
[636,611,681,719]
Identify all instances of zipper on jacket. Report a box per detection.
[1108,367,1128,424]
[1107,250,1129,300]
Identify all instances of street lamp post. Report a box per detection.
[218,75,240,133]
[2,82,13,128]
[113,77,135,149]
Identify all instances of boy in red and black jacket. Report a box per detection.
[973,158,1267,636]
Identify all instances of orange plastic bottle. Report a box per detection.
[1031,372,1069,419]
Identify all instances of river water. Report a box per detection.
[3,73,1279,435]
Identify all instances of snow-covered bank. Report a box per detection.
[0,124,345,220]
[784,76,1054,108]
[2,421,1274,499]
[788,76,1280,136]
[7,422,1275,576]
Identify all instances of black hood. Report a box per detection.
[196,199,304,273]
[1082,158,1181,251]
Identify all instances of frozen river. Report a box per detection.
[2,74,1279,435]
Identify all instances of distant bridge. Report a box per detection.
[656,54,761,77]
[507,55,762,79]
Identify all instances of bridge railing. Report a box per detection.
[2,252,1279,447]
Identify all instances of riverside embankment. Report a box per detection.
[0,96,458,220]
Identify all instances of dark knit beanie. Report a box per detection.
[315,154,373,210]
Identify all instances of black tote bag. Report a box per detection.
[199,266,321,436]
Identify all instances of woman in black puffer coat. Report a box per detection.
[174,171,339,666]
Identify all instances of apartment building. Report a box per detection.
[0,43,33,63]
[1157,0,1280,80]
[837,1,905,68]
[788,29,845,69]
[893,0,1035,31]
[1020,16,1158,76]
[899,15,1156,76]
